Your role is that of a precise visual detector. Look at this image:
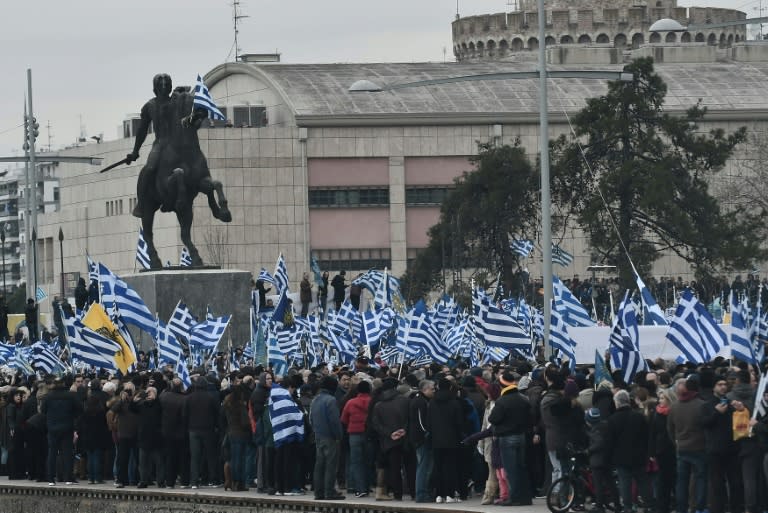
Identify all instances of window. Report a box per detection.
[309,187,389,208]
[231,106,267,128]
[313,248,391,272]
[405,187,453,206]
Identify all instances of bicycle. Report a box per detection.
[546,448,615,513]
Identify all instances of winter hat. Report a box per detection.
[499,371,520,387]
[357,380,372,394]
[564,379,579,399]
[584,407,601,424]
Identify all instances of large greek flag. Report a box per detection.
[730,293,757,365]
[552,244,574,267]
[510,238,534,258]
[273,253,289,295]
[553,276,596,327]
[666,288,728,364]
[636,274,668,326]
[472,288,529,349]
[193,74,225,120]
[549,305,577,372]
[168,301,198,342]
[99,263,157,338]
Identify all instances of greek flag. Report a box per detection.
[193,74,225,120]
[636,274,667,326]
[180,247,192,267]
[353,270,402,298]
[176,359,191,389]
[399,300,453,364]
[188,313,230,351]
[63,315,120,373]
[730,293,757,365]
[326,327,357,362]
[373,268,390,310]
[329,300,359,336]
[273,253,289,295]
[510,238,534,258]
[267,327,289,375]
[136,228,151,270]
[608,292,647,383]
[86,253,99,283]
[472,288,529,349]
[0,342,15,364]
[549,305,577,372]
[155,319,184,366]
[552,244,574,267]
[666,288,728,364]
[99,263,157,338]
[257,268,276,285]
[361,307,395,349]
[31,342,63,374]
[35,286,47,303]
[553,275,596,327]
[168,300,198,343]
[594,350,613,386]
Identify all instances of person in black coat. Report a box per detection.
[605,390,652,513]
[701,376,740,513]
[41,378,83,484]
[648,387,677,513]
[330,271,347,311]
[78,391,111,484]
[74,277,88,311]
[24,298,38,343]
[585,407,619,513]
[5,390,25,479]
[428,378,464,503]
[131,387,164,488]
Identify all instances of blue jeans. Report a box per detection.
[498,434,531,503]
[86,449,103,482]
[348,433,370,494]
[676,450,707,513]
[230,436,248,484]
[415,442,434,501]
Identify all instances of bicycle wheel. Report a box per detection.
[546,476,577,513]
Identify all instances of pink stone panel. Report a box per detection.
[405,156,473,185]
[310,209,391,248]
[308,158,389,187]
[406,207,441,248]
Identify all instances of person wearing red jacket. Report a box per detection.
[341,381,372,498]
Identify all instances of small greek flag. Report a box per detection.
[552,244,574,267]
[510,238,534,258]
[35,286,48,303]
[193,74,225,120]
[136,228,151,270]
[180,247,192,267]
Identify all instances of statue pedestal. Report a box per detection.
[123,269,252,349]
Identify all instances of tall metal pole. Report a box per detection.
[58,228,64,298]
[31,228,38,342]
[23,102,32,301]
[1,227,5,298]
[538,0,553,353]
[27,69,38,303]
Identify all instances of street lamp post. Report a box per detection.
[31,228,37,302]
[58,227,64,298]
[0,225,5,298]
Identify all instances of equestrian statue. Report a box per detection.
[102,73,232,268]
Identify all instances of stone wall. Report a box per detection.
[453,3,747,61]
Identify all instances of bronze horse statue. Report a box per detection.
[124,74,231,268]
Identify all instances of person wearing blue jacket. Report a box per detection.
[310,376,344,500]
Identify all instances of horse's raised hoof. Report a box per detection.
[218,209,232,222]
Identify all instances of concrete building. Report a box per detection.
[453,0,747,60]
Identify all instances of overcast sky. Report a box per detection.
[0,0,752,158]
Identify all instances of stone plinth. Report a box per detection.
[123,268,252,348]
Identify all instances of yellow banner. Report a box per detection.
[82,304,136,374]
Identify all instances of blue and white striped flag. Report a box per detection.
[136,228,151,270]
[667,288,728,364]
[399,300,453,364]
[155,319,184,366]
[636,274,668,326]
[553,275,596,327]
[176,359,191,389]
[609,346,647,385]
[63,315,120,373]
[99,263,157,338]
[188,313,231,351]
[180,247,192,267]
[551,244,574,267]
[31,342,63,374]
[510,238,534,258]
[608,292,647,383]
[373,268,390,310]
[549,304,577,372]
[361,307,395,349]
[193,74,225,120]
[35,286,48,303]
[472,288,529,350]
[310,256,324,288]
[168,301,198,343]
[86,253,99,283]
[730,293,757,365]
[257,268,276,285]
[273,253,289,295]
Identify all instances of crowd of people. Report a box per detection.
[1,357,767,512]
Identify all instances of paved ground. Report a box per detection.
[1,478,552,512]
